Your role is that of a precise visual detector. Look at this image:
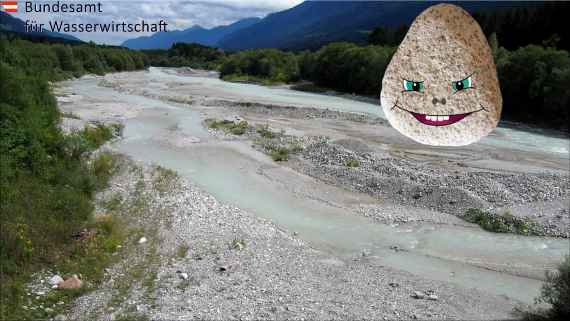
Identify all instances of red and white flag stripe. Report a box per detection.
[0,1,18,13]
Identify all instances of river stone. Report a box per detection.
[49,275,64,286]
[57,275,82,289]
[411,291,425,299]
[380,4,502,146]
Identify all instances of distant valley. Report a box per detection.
[121,18,260,50]
[122,1,534,50]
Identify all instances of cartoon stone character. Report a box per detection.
[380,4,502,146]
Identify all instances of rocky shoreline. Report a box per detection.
[295,140,570,237]
[204,109,569,238]
[61,156,518,320]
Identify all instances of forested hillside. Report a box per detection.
[143,42,224,69]
[0,35,147,319]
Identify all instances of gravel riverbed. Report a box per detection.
[202,98,569,238]
[294,140,570,237]
[62,157,519,320]
[45,69,570,320]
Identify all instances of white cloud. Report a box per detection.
[12,0,303,45]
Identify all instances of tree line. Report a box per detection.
[473,3,569,52]
[210,38,569,131]
[143,42,224,70]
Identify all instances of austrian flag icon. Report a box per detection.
[0,1,17,12]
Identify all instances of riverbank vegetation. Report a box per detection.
[520,256,570,321]
[0,36,147,319]
[205,118,303,162]
[462,208,544,236]
[220,48,299,84]
[143,42,224,70]
[205,118,249,136]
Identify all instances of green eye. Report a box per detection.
[452,76,472,92]
[403,80,424,92]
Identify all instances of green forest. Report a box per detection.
[0,36,147,318]
[143,42,223,70]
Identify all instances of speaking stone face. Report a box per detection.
[380,4,502,146]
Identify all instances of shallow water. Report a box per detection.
[65,72,568,304]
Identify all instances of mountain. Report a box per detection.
[121,17,261,49]
[0,11,81,42]
[217,1,536,51]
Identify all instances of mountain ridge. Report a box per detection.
[0,11,82,42]
[218,1,535,50]
[119,1,542,51]
[121,18,260,49]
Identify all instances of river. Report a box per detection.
[60,68,569,305]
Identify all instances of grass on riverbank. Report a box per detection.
[256,124,277,139]
[1,149,125,320]
[20,213,126,320]
[251,125,303,162]
[83,123,123,148]
[462,208,544,236]
[206,118,304,162]
[269,147,290,161]
[205,118,249,135]
[344,159,361,168]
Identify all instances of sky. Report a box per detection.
[12,0,303,45]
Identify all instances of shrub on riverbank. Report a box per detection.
[537,255,570,320]
[256,124,280,139]
[205,118,249,135]
[520,255,570,321]
[82,124,116,148]
[462,208,544,236]
[270,147,290,162]
[220,48,300,84]
[344,159,360,168]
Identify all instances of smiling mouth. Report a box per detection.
[410,111,473,126]
[393,104,485,127]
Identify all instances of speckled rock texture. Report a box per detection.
[381,4,502,146]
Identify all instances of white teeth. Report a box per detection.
[425,115,449,122]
